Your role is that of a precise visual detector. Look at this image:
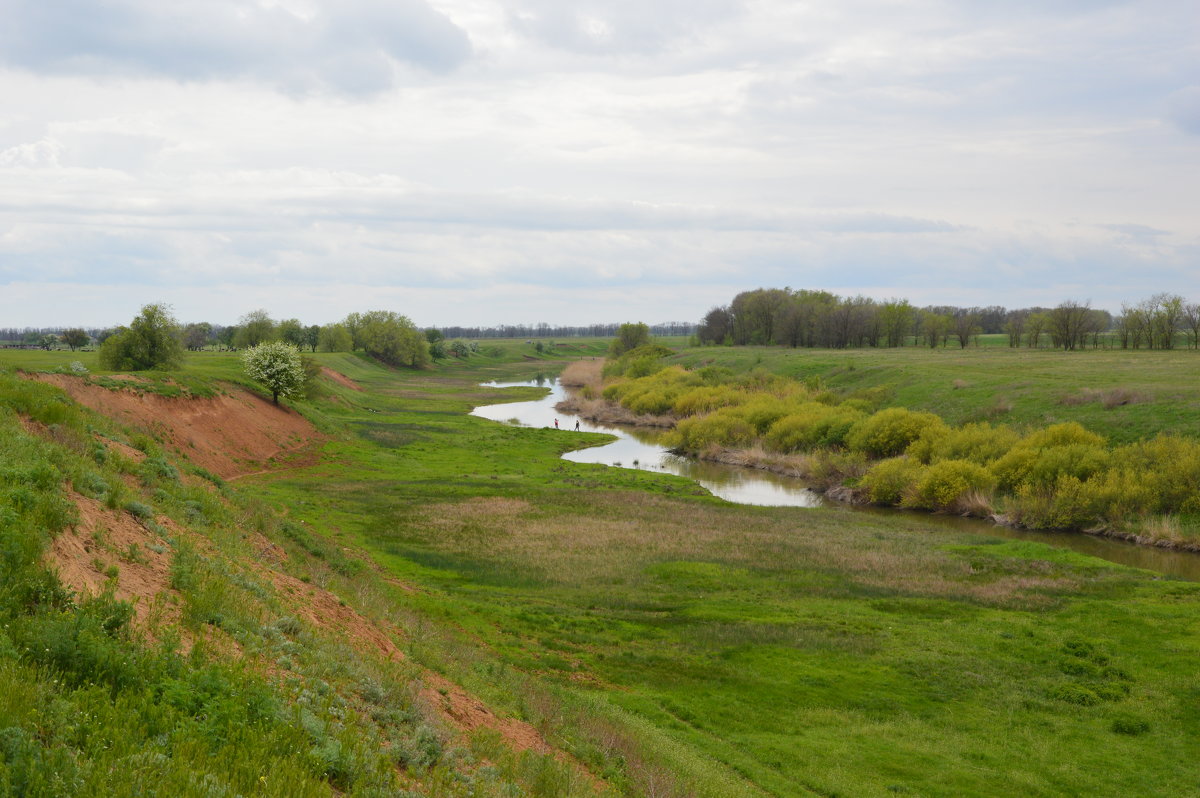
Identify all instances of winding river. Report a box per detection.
[472,378,1200,581]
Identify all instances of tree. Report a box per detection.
[303,325,321,353]
[1048,300,1091,350]
[357,310,429,367]
[216,325,238,350]
[318,324,353,353]
[425,328,444,344]
[1003,311,1027,348]
[1183,302,1200,350]
[277,318,306,348]
[609,322,651,356]
[343,312,364,351]
[98,303,185,371]
[921,314,951,348]
[698,306,733,345]
[61,328,89,351]
[951,312,981,349]
[1025,313,1048,348]
[183,322,212,351]
[242,341,304,405]
[448,340,470,358]
[234,309,276,349]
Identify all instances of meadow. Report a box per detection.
[3,340,1200,796]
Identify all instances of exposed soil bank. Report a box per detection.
[29,374,322,479]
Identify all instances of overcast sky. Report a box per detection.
[1,0,1197,328]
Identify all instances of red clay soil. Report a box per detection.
[321,367,362,391]
[47,491,177,627]
[30,374,322,480]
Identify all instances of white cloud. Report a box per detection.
[0,0,472,94]
[1,0,1198,327]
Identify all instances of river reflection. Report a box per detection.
[471,379,1200,580]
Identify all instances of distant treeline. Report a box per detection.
[2,320,698,350]
[433,322,697,339]
[698,289,1200,351]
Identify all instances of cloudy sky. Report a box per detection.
[1,0,1196,328]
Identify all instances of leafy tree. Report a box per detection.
[61,329,89,351]
[216,325,238,350]
[303,325,321,353]
[242,341,304,405]
[448,340,470,358]
[183,322,212,351]
[425,328,444,344]
[430,340,447,359]
[609,322,651,357]
[357,310,429,367]
[277,318,306,349]
[318,324,353,353]
[98,303,185,371]
[234,309,276,349]
[343,312,364,351]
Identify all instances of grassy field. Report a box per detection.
[4,342,1200,796]
[669,343,1200,444]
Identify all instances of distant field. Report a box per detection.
[670,344,1200,444]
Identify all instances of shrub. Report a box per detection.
[846,408,947,458]
[671,385,747,417]
[858,457,925,505]
[1111,715,1150,735]
[669,410,755,452]
[765,403,865,453]
[1049,684,1101,706]
[904,459,996,512]
[992,443,1110,492]
[908,422,1021,465]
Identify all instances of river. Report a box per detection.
[472,378,1200,581]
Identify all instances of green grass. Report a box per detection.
[669,344,1200,444]
[4,342,1200,796]
[226,349,1200,796]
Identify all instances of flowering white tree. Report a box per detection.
[242,341,304,405]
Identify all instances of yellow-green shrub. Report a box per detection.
[904,459,996,512]
[670,409,756,452]
[1116,435,1200,513]
[858,457,925,505]
[908,422,1021,465]
[764,403,866,452]
[991,443,1110,491]
[671,385,748,417]
[846,408,948,458]
[736,396,795,435]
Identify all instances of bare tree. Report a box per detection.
[1048,300,1091,350]
[951,312,981,349]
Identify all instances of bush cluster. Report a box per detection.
[604,361,1200,533]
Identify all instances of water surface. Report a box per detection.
[471,379,1200,580]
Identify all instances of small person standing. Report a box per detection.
[554,418,559,429]
[575,420,580,431]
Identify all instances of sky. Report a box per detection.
[0,0,1197,328]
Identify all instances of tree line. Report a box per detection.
[90,304,436,372]
[697,289,1200,351]
[433,321,696,340]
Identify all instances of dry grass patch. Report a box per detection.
[1059,387,1150,409]
[417,492,1078,607]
